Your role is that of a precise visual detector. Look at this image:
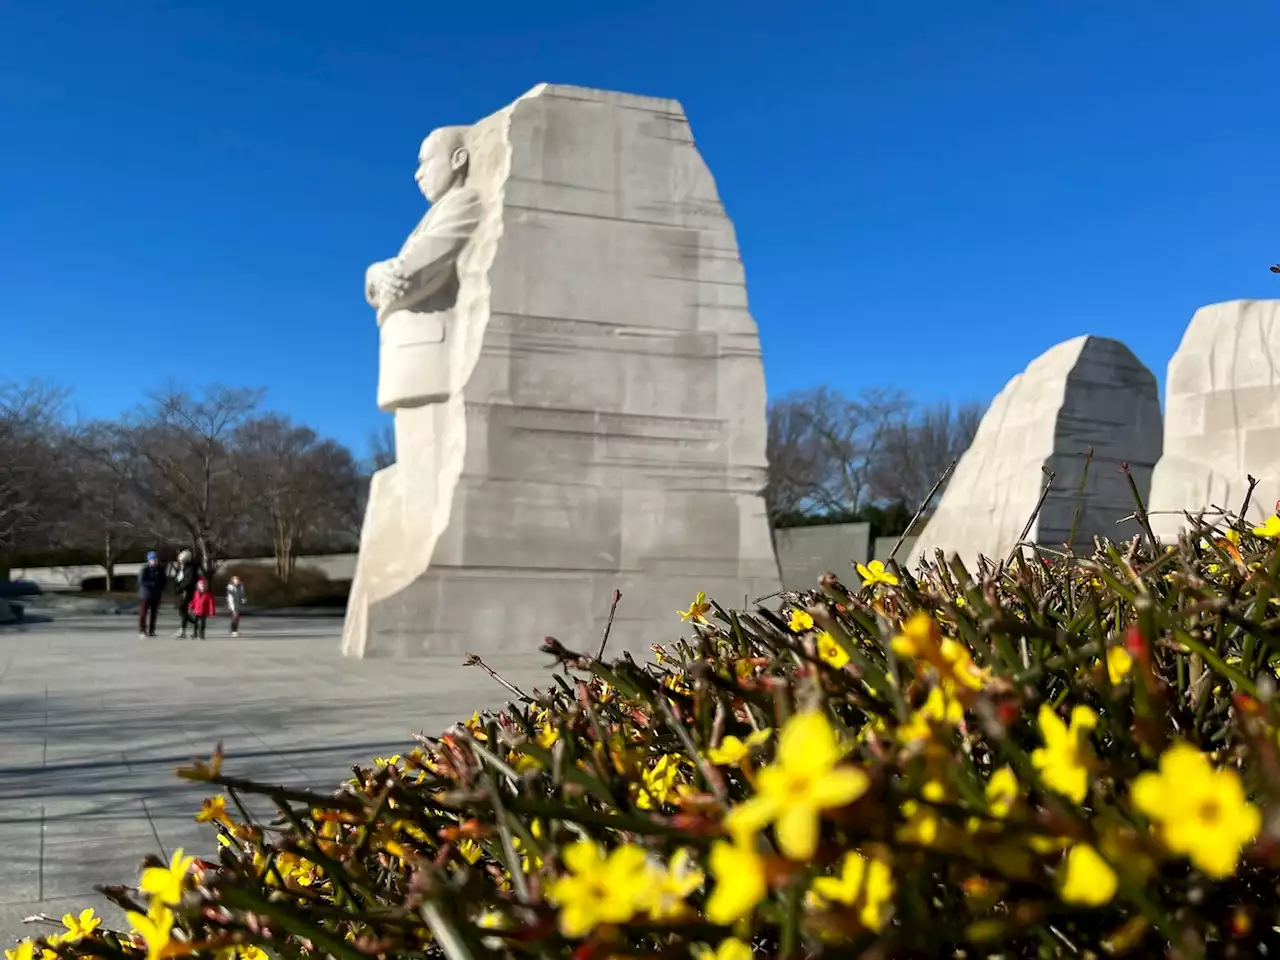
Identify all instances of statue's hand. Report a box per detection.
[365,260,409,309]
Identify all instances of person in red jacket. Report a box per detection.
[188,578,216,640]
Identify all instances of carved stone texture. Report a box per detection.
[909,336,1163,569]
[1148,300,1280,537]
[344,84,781,658]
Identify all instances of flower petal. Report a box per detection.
[778,711,841,772]
[774,802,820,860]
[724,795,777,839]
[809,766,870,809]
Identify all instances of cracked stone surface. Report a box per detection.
[909,335,1163,568]
[0,615,556,945]
[1149,300,1280,536]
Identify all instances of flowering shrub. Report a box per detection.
[13,508,1280,958]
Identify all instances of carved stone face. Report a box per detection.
[414,130,467,203]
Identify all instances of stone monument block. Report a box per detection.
[909,336,1162,568]
[1148,300,1280,536]
[344,84,780,658]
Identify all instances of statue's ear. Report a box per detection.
[450,147,469,172]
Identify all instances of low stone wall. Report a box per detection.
[775,523,872,591]
[12,554,361,592]
[14,530,912,597]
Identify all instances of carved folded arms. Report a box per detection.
[366,187,483,317]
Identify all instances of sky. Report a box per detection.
[2,0,1278,457]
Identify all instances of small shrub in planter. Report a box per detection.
[13,508,1280,958]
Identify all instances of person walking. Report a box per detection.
[171,550,201,638]
[188,577,215,640]
[137,551,166,638]
[225,574,247,637]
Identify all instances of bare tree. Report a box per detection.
[235,415,363,581]
[868,400,983,513]
[366,423,397,472]
[765,386,910,523]
[764,395,827,522]
[0,381,72,562]
[62,422,146,591]
[116,384,264,574]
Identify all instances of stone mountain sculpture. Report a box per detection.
[909,336,1163,569]
[343,84,781,658]
[1148,300,1280,536]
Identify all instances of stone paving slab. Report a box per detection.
[0,614,560,944]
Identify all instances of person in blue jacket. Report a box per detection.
[137,551,166,638]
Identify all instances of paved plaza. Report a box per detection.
[0,613,556,944]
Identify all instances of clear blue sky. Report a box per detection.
[3,0,1277,456]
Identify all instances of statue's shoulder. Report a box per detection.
[404,187,483,249]
[430,186,483,222]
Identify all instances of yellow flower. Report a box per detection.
[707,728,773,766]
[373,754,401,768]
[548,841,652,937]
[985,766,1018,819]
[195,795,233,829]
[816,631,850,669]
[1253,515,1280,539]
[5,942,35,960]
[512,819,545,872]
[276,852,321,887]
[663,672,693,696]
[706,835,767,925]
[891,611,941,659]
[643,848,705,920]
[637,754,685,809]
[897,799,941,846]
[808,850,895,931]
[1106,646,1133,684]
[140,848,195,907]
[58,908,101,943]
[855,559,900,588]
[1031,704,1096,804]
[899,682,965,745]
[724,711,869,860]
[126,905,175,960]
[1058,843,1116,906]
[891,613,986,692]
[681,591,713,624]
[534,723,559,749]
[463,711,489,741]
[788,608,815,633]
[1131,743,1260,878]
[458,839,483,864]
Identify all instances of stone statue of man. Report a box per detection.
[365,125,482,411]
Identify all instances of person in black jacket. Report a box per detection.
[137,551,166,638]
[171,550,201,639]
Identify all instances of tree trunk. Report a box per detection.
[104,530,114,593]
[274,520,294,584]
[196,533,212,580]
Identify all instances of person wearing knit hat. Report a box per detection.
[137,550,166,638]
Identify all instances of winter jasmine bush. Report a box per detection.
[13,502,1280,958]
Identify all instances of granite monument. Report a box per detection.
[909,335,1163,568]
[344,84,780,658]
[1148,300,1280,536]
